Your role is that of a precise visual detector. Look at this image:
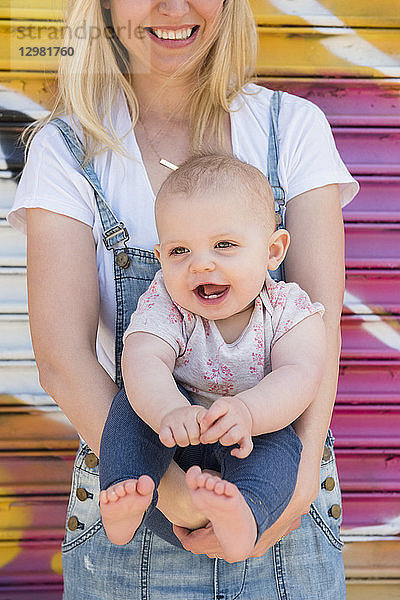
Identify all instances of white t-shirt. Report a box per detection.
[124,270,325,409]
[8,84,359,378]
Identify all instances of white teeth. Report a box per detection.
[152,27,194,40]
[206,294,219,299]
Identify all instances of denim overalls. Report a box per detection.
[54,91,346,599]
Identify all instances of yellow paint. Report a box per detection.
[0,20,64,71]
[257,27,400,78]
[0,543,20,569]
[0,466,33,568]
[0,0,62,20]
[251,0,400,27]
[2,1,400,26]
[51,549,63,575]
[0,76,56,110]
[0,497,32,541]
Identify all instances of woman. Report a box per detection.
[9,0,358,598]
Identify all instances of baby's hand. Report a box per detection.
[198,397,253,458]
[159,405,207,448]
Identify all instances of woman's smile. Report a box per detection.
[144,24,200,48]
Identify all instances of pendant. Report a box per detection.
[160,158,178,171]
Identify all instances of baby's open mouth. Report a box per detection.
[195,284,229,300]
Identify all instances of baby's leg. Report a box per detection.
[186,426,302,561]
[99,388,176,545]
[186,466,257,562]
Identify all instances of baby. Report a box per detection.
[99,154,326,562]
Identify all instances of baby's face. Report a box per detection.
[154,190,275,321]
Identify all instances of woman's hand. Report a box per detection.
[173,445,322,561]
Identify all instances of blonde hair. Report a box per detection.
[156,153,276,231]
[23,0,258,163]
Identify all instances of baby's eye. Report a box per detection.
[215,241,235,249]
[169,246,189,255]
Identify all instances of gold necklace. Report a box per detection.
[137,116,178,171]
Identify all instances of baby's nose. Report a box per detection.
[189,254,216,273]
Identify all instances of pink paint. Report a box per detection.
[0,541,62,584]
[341,315,400,359]
[337,360,400,404]
[332,128,400,176]
[260,79,400,127]
[336,449,400,492]
[344,270,400,315]
[344,223,400,269]
[343,176,400,222]
[341,492,400,529]
[331,405,400,448]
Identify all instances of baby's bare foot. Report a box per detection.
[186,466,257,562]
[99,476,154,545]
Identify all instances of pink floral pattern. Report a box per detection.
[276,318,294,337]
[168,304,183,324]
[250,322,264,376]
[180,346,192,367]
[136,279,160,314]
[295,292,314,313]
[203,343,234,396]
[266,280,287,309]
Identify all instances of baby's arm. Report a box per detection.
[122,332,205,446]
[238,312,326,436]
[199,312,325,448]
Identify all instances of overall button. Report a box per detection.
[76,487,92,501]
[323,447,331,462]
[85,453,99,468]
[328,504,342,519]
[322,477,336,491]
[116,252,130,269]
[68,516,84,531]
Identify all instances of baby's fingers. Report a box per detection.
[159,426,176,448]
[200,415,231,444]
[200,399,230,432]
[230,436,253,459]
[184,418,202,445]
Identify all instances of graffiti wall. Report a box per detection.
[0,1,399,598]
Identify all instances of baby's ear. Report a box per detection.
[154,244,161,261]
[267,229,290,271]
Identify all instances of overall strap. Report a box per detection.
[50,118,129,250]
[267,91,286,229]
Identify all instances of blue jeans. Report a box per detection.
[99,387,303,543]
[63,429,345,600]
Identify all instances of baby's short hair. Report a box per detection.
[156,153,276,231]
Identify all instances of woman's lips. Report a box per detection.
[145,25,200,49]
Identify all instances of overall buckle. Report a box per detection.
[102,222,130,250]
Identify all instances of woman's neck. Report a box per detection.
[132,72,193,121]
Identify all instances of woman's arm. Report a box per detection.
[284,183,344,474]
[27,208,117,455]
[27,208,203,527]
